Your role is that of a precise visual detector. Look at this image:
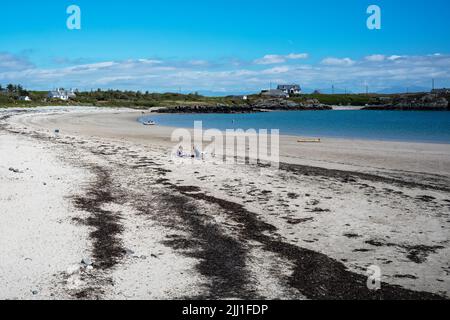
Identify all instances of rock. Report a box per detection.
[31,289,39,295]
[364,94,449,110]
[81,258,93,266]
[123,248,135,256]
[8,167,21,173]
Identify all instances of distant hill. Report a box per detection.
[302,88,354,94]
[193,86,432,96]
[198,90,257,97]
[303,86,432,95]
[375,86,429,94]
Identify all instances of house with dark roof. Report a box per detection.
[431,88,450,95]
[277,84,301,95]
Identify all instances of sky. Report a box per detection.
[1,0,450,94]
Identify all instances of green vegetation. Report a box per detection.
[290,94,381,106]
[1,84,445,109]
[0,85,255,109]
[73,90,251,108]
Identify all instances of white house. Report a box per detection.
[19,96,32,101]
[277,84,301,95]
[48,88,76,100]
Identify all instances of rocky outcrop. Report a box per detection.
[155,99,332,114]
[155,104,256,114]
[252,98,330,110]
[363,94,449,111]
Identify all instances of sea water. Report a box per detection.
[140,110,450,144]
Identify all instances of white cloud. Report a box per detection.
[286,53,309,60]
[188,60,209,66]
[1,52,449,94]
[254,55,286,65]
[137,59,163,64]
[388,55,403,61]
[321,57,356,66]
[261,66,290,74]
[365,54,386,62]
[68,61,117,73]
[254,53,308,65]
[93,76,135,85]
[0,52,34,71]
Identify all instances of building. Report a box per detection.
[431,88,450,95]
[277,84,301,95]
[378,96,393,103]
[48,88,76,100]
[261,89,289,98]
[19,96,32,101]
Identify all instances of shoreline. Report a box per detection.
[3,105,446,145]
[1,106,449,299]
[7,107,450,179]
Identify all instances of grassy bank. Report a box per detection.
[0,91,248,109]
[1,89,447,109]
[0,91,380,108]
[298,94,379,106]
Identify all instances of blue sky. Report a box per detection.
[1,0,450,94]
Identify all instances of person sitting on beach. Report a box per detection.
[193,146,202,159]
[177,146,185,158]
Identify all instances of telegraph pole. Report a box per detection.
[363,81,369,95]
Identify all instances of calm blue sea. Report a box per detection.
[140,110,450,144]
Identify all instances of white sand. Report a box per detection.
[0,131,90,299]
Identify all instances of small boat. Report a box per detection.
[298,138,321,143]
[143,120,156,126]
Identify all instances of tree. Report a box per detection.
[7,84,15,93]
[19,86,29,96]
[17,85,25,96]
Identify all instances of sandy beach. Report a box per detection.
[1,106,449,300]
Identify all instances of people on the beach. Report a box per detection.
[176,145,203,159]
[193,146,201,159]
[177,146,185,157]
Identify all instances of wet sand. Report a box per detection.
[1,107,449,299]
